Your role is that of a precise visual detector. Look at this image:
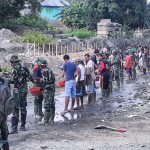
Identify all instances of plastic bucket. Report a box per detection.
[29,87,41,96]
[58,80,65,87]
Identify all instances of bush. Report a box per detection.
[123,25,133,38]
[21,31,53,44]
[0,16,48,30]
[47,24,55,31]
[66,29,96,39]
[10,16,49,30]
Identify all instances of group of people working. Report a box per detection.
[61,46,150,114]
[0,45,150,150]
[0,55,55,150]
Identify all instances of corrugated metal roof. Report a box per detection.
[41,0,70,7]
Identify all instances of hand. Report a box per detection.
[62,74,64,78]
[40,78,45,82]
[95,70,99,74]
[33,80,38,85]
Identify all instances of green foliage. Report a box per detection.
[1,67,11,74]
[66,29,96,39]
[21,32,53,44]
[59,0,149,30]
[47,24,55,31]
[11,16,48,29]
[123,25,133,38]
[0,0,42,21]
[47,24,64,33]
[145,3,150,28]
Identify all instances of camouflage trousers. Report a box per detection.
[112,69,120,89]
[11,88,27,130]
[34,93,44,120]
[132,65,137,79]
[43,92,55,123]
[0,113,9,148]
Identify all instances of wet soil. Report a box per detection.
[9,73,150,150]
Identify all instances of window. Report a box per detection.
[46,7,53,13]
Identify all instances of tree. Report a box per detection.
[0,0,42,22]
[59,0,149,30]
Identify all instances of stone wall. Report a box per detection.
[97,19,122,38]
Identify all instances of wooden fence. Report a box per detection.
[26,40,101,57]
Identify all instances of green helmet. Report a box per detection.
[39,59,47,65]
[35,57,45,65]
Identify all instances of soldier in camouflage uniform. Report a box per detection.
[37,59,55,125]
[0,77,9,150]
[109,50,121,89]
[9,55,33,134]
[0,113,9,150]
[32,58,44,122]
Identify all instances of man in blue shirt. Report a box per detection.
[61,55,76,115]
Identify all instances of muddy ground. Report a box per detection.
[8,72,150,150]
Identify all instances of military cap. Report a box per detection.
[10,55,21,63]
[39,59,47,65]
[75,58,82,62]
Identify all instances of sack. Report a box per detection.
[0,79,14,116]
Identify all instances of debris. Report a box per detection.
[40,146,48,149]
[127,115,138,118]
[52,146,57,149]
[63,139,71,142]
[95,125,126,133]
[141,145,146,148]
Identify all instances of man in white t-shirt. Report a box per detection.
[84,53,96,105]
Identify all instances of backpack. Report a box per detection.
[0,78,14,116]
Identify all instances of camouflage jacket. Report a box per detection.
[109,55,120,71]
[41,67,55,93]
[10,63,33,89]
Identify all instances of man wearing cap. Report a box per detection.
[32,57,44,122]
[37,59,55,125]
[9,55,33,134]
[109,50,121,88]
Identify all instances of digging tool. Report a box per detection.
[95,125,126,133]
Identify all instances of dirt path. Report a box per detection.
[9,74,150,150]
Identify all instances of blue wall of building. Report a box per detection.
[40,6,61,21]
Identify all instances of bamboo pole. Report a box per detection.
[56,43,58,56]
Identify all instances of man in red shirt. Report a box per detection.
[98,54,110,98]
[125,52,132,80]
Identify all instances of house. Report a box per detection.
[40,0,70,21]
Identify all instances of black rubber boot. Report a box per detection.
[2,143,9,150]
[19,126,26,131]
[20,114,26,131]
[10,116,18,134]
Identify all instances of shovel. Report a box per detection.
[95,125,126,133]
